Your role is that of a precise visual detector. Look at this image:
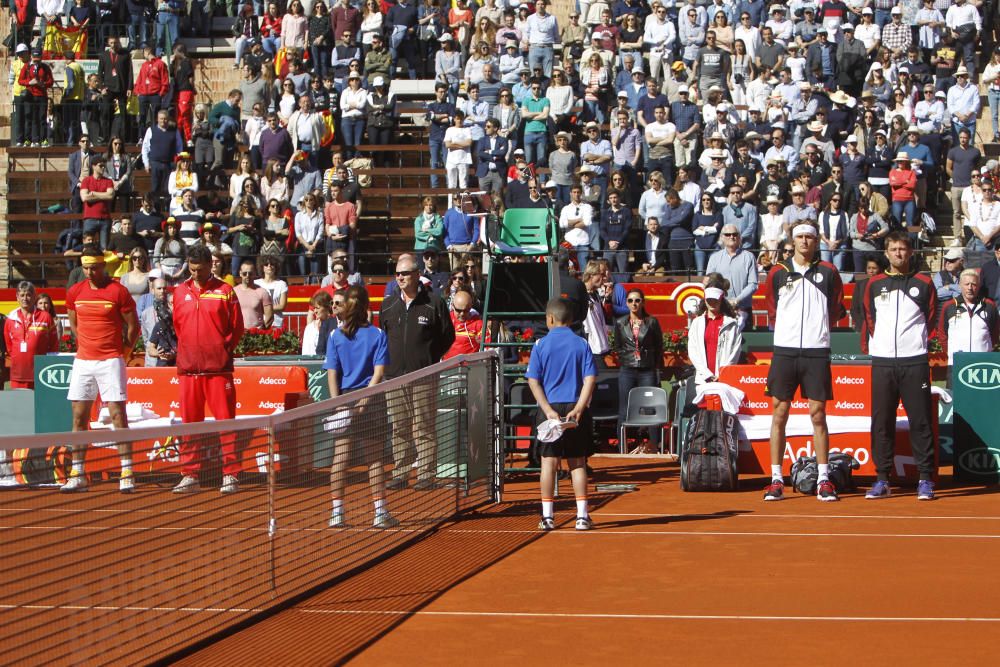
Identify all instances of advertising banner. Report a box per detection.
[952,353,1000,483]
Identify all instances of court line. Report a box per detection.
[4,603,999,624]
[4,524,1000,539]
[294,609,1000,623]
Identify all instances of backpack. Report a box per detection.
[680,409,739,491]
[791,452,860,494]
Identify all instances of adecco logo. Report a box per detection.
[958,363,1000,391]
[835,376,865,385]
[958,447,1000,475]
[835,401,866,410]
[740,376,767,384]
[38,363,74,390]
[258,377,287,385]
[741,400,770,410]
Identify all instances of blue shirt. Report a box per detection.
[323,325,389,391]
[442,207,479,245]
[525,326,596,404]
[669,100,700,134]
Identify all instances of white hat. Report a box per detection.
[845,135,859,143]
[745,130,761,139]
[871,62,883,70]
[585,120,600,130]
[506,40,517,48]
[709,148,727,159]
[765,195,781,205]
[934,90,946,98]
[147,268,163,280]
[578,164,595,173]
[807,120,825,132]
[542,180,557,189]
[372,76,385,87]
[617,90,629,97]
[895,151,911,162]
[513,148,525,155]
[716,103,729,112]
[798,81,811,91]
[792,223,818,238]
[842,23,854,31]
[956,66,970,76]
[862,6,873,14]
[678,84,690,93]
[15,43,28,54]
[704,287,725,301]
[944,248,965,261]
[438,33,453,41]
[890,5,901,13]
[709,85,723,93]
[631,65,645,74]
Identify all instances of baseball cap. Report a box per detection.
[944,248,965,261]
[891,6,902,13]
[15,43,28,54]
[678,84,690,93]
[842,23,854,31]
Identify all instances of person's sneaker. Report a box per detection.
[413,478,440,491]
[575,516,594,531]
[172,475,201,494]
[220,475,240,494]
[538,517,556,531]
[119,470,135,494]
[328,513,346,528]
[817,479,839,502]
[386,477,408,490]
[60,473,88,493]
[39,140,49,147]
[763,479,785,501]
[949,238,964,247]
[917,479,936,501]
[865,480,892,499]
[373,512,400,529]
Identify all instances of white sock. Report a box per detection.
[373,498,386,515]
[72,461,84,475]
[771,464,783,482]
[818,464,830,483]
[331,499,343,515]
[120,457,132,473]
[576,498,589,519]
[541,500,554,519]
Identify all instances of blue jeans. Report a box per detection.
[155,12,178,57]
[603,247,627,277]
[528,45,554,77]
[262,36,281,56]
[583,100,605,125]
[298,249,323,279]
[128,14,147,50]
[236,36,252,66]
[988,88,1000,140]
[555,183,572,205]
[694,248,710,274]
[573,245,590,268]
[874,9,892,29]
[83,218,111,250]
[341,117,365,157]
[892,199,916,227]
[820,242,846,271]
[429,137,446,187]
[310,45,331,78]
[952,117,977,144]
[523,131,547,168]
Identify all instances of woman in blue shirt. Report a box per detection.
[324,285,396,529]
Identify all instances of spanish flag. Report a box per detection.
[321,109,336,147]
[42,19,88,60]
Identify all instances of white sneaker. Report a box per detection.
[172,475,201,494]
[328,512,346,528]
[60,473,89,493]
[119,470,135,494]
[373,512,400,529]
[949,238,963,247]
[575,516,594,531]
[220,475,240,494]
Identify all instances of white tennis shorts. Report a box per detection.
[67,357,128,403]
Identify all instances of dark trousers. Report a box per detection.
[62,100,83,145]
[871,362,936,481]
[137,95,162,139]
[13,93,29,145]
[367,126,393,166]
[24,94,46,144]
[148,160,171,195]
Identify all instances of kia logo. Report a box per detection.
[958,447,1000,475]
[38,363,74,390]
[958,363,1000,391]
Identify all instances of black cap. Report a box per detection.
[31,47,43,57]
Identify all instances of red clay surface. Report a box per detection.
[167,458,1000,666]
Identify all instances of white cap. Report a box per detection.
[842,23,854,31]
[704,287,725,301]
[846,135,859,143]
[891,6,901,13]
[371,76,385,87]
[15,43,28,54]
[678,84,689,93]
[147,268,163,280]
[792,223,818,238]
[617,90,629,97]
[862,6,873,14]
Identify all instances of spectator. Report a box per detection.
[414,197,445,257]
[817,192,850,271]
[142,109,183,196]
[442,197,479,270]
[339,74,367,158]
[254,256,289,329]
[707,222,758,330]
[849,183,890,271]
[520,77,550,168]
[209,89,243,169]
[947,66,979,141]
[17,47,55,147]
[722,184,759,250]
[946,128,982,244]
[381,255,455,489]
[889,152,918,229]
[365,77,397,167]
[80,157,117,250]
[4,282,58,389]
[600,190,633,277]
[560,185,596,268]
[234,260,274,329]
[692,193,722,274]
[687,279,742,386]
[661,188,695,275]
[612,287,664,450]
[444,110,473,191]
[295,192,325,278]
[153,217,187,283]
[934,248,965,304]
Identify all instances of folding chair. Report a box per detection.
[619,386,669,454]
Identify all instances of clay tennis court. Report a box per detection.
[122,457,1000,665]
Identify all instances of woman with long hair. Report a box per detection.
[153,217,187,283]
[730,39,753,120]
[612,288,664,453]
[295,192,325,279]
[545,68,576,133]
[687,275,743,386]
[281,0,308,51]
[260,2,283,56]
[414,196,445,256]
[818,192,850,270]
[261,159,290,203]
[638,171,668,225]
[471,16,496,54]
[121,246,151,298]
[692,193,721,275]
[323,284,397,529]
[359,0,384,57]
[853,107,881,155]
[339,74,368,159]
[261,198,291,259]
[449,0,475,59]
[711,10,734,52]
[580,52,609,125]
[277,79,299,123]
[884,91,913,128]
[228,196,262,276]
[229,154,257,202]
[301,290,333,354]
[618,13,643,70]
[984,48,1000,144]
[105,136,133,212]
[256,255,289,329]
[864,64,893,108]
[308,1,332,78]
[170,43,195,142]
[673,164,702,206]
[168,151,199,211]
[491,88,521,147]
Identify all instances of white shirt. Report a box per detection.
[944,4,981,30]
[854,22,881,51]
[643,17,676,52]
[583,294,610,354]
[559,201,594,246]
[444,126,472,166]
[760,213,785,244]
[970,201,1000,241]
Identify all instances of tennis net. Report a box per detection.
[0,351,502,666]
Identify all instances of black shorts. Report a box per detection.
[766,353,833,402]
[534,402,593,459]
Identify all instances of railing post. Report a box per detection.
[267,423,277,596]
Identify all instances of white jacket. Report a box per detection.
[687,313,742,385]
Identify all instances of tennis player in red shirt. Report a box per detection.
[171,245,246,495]
[3,281,58,389]
[62,249,140,493]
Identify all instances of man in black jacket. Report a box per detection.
[97,35,134,142]
[381,255,456,490]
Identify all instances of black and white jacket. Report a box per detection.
[766,258,845,356]
[940,297,1000,365]
[862,271,936,366]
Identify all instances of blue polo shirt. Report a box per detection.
[522,95,550,134]
[525,326,596,404]
[323,325,389,391]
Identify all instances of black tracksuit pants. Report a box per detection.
[871,361,936,481]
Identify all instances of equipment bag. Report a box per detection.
[680,409,739,491]
[11,447,72,487]
[791,452,860,494]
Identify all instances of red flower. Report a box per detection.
[523,328,534,340]
[671,333,680,343]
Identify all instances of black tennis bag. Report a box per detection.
[680,409,739,491]
[791,452,860,494]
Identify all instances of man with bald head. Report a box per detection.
[381,254,455,490]
[443,290,483,360]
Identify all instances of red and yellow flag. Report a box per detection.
[42,19,88,60]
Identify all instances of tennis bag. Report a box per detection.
[791,452,861,494]
[11,447,72,487]
[680,409,739,491]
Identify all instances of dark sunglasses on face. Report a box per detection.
[627,298,643,303]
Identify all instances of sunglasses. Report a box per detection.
[782,248,793,253]
[626,298,643,303]
[722,232,739,237]
[332,301,345,307]
[395,270,417,276]
[332,267,346,273]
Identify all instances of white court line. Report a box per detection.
[3,603,999,624]
[4,524,1000,539]
[294,609,1000,623]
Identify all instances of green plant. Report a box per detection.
[663,328,689,355]
[234,327,302,356]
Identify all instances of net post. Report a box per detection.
[267,422,277,596]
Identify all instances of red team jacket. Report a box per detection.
[4,309,58,384]
[172,277,245,375]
